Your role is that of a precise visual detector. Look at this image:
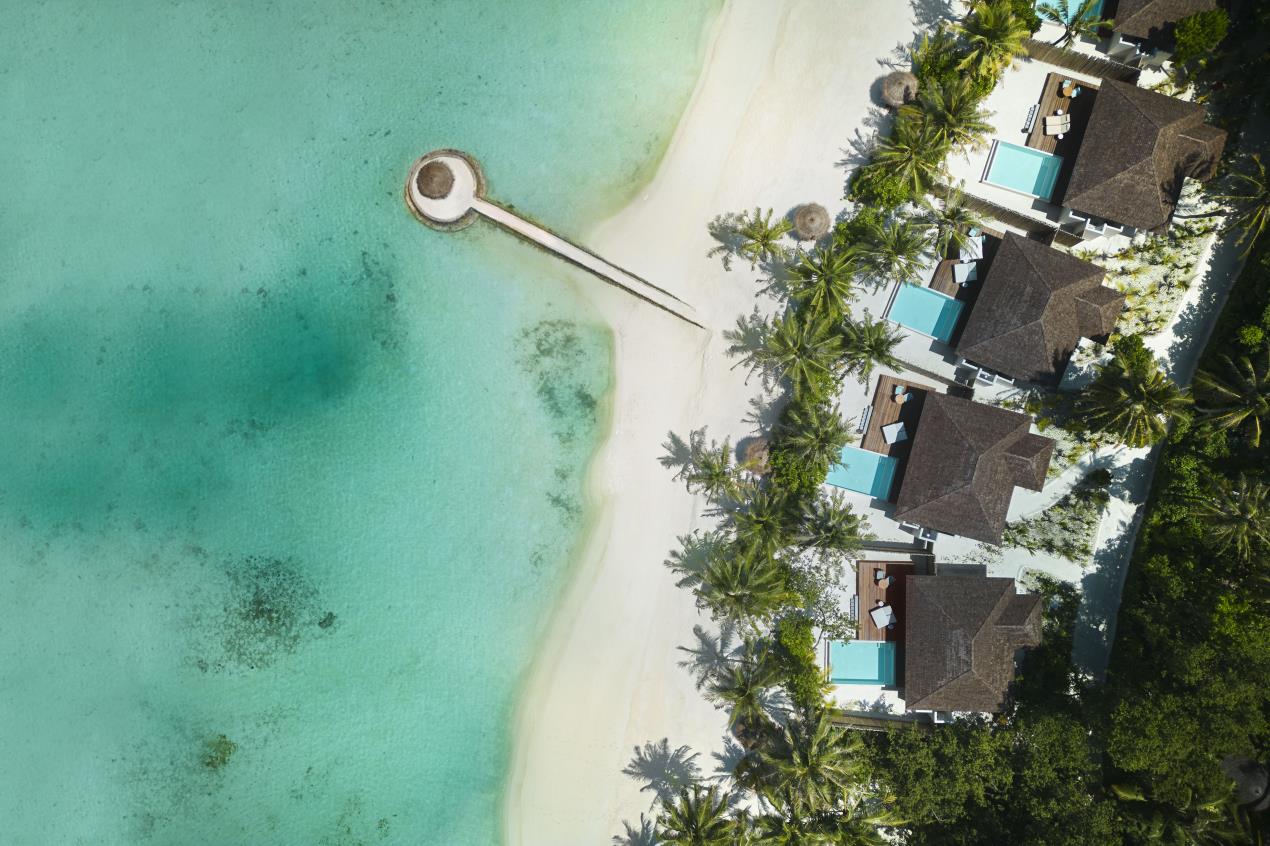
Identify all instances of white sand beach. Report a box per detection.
[503,2,921,843]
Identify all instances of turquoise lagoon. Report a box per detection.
[0,2,719,843]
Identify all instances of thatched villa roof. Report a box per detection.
[1108,0,1217,41]
[956,232,1124,385]
[416,160,455,199]
[892,393,1053,545]
[793,204,831,240]
[903,575,1042,713]
[1061,79,1226,232]
[882,71,919,109]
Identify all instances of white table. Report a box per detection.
[881,421,908,444]
[869,604,896,628]
[953,262,977,284]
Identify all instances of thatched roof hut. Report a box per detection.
[792,204,831,240]
[881,71,919,109]
[416,161,455,199]
[742,437,771,476]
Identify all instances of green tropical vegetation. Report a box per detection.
[1171,8,1230,76]
[633,2,1270,844]
[1037,0,1114,49]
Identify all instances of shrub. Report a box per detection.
[1006,0,1042,34]
[1237,324,1264,349]
[1172,9,1229,68]
[773,615,827,710]
[767,443,828,504]
[1260,303,1270,331]
[846,164,910,210]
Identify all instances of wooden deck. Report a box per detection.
[856,560,917,642]
[1026,72,1098,155]
[860,374,934,457]
[926,226,1007,298]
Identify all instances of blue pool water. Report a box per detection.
[985,140,1064,200]
[888,283,965,342]
[829,640,897,686]
[1035,0,1104,18]
[826,446,899,500]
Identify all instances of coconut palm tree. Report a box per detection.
[841,315,905,384]
[731,486,791,556]
[764,707,865,812]
[756,310,844,399]
[736,208,794,269]
[954,0,1031,79]
[1213,154,1270,257]
[656,785,736,846]
[798,491,868,554]
[789,248,858,321]
[1037,0,1114,49]
[1193,347,1270,446]
[707,640,783,739]
[697,547,790,629]
[778,402,852,468]
[1190,474,1270,562]
[1076,346,1191,447]
[902,77,995,150]
[872,117,949,197]
[854,217,934,291]
[685,436,738,503]
[920,188,987,256]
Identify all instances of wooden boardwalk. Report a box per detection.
[860,374,934,456]
[856,560,917,642]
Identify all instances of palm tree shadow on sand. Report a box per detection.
[610,813,658,846]
[621,739,702,804]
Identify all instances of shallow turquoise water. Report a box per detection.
[887,284,965,343]
[826,446,900,501]
[0,2,718,843]
[984,140,1063,201]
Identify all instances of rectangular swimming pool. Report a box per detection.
[887,283,964,342]
[825,445,899,500]
[829,640,897,686]
[984,140,1063,201]
[1035,0,1103,17]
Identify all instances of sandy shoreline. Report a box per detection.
[503,2,921,843]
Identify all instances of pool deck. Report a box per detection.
[856,560,917,642]
[926,226,1005,298]
[860,374,935,457]
[1025,71,1099,155]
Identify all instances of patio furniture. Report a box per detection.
[1043,114,1071,136]
[878,576,893,589]
[869,604,896,628]
[960,235,984,261]
[1022,103,1038,133]
[874,568,887,582]
[855,405,873,434]
[953,262,977,285]
[881,421,908,444]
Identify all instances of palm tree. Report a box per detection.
[1037,0,1114,49]
[798,491,868,554]
[656,785,735,846]
[707,641,782,740]
[788,248,858,321]
[841,315,904,384]
[1076,346,1190,447]
[920,188,987,256]
[685,437,738,503]
[697,545,790,627]
[954,0,1031,79]
[872,117,949,197]
[854,216,933,291]
[1213,154,1270,257]
[756,311,844,399]
[778,402,852,468]
[764,707,865,812]
[736,208,794,269]
[731,486,791,556]
[1190,474,1270,561]
[1194,347,1270,446]
[902,77,995,150]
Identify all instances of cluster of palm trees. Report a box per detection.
[860,0,1028,203]
[652,705,900,846]
[1076,334,1270,456]
[1037,0,1114,49]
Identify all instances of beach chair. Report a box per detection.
[1043,114,1071,136]
[959,235,984,262]
[953,262,977,286]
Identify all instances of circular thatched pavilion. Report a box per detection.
[415,160,455,199]
[792,203,831,240]
[881,70,919,109]
[742,437,771,476]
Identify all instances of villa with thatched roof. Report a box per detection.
[903,575,1042,713]
[956,232,1124,385]
[1105,0,1218,44]
[892,393,1054,545]
[1059,78,1226,233]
